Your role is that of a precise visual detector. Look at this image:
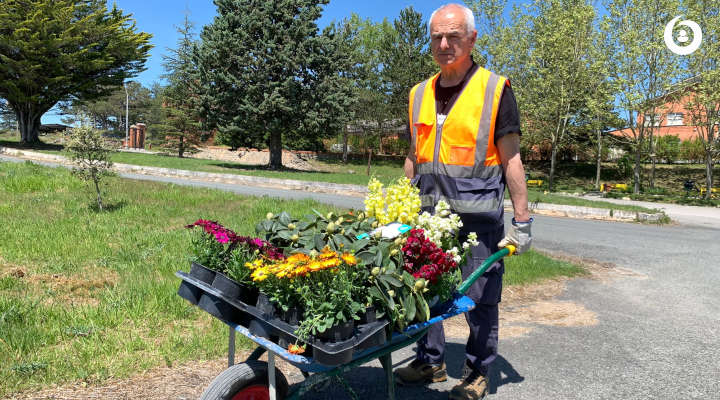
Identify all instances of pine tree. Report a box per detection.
[0,0,152,146]
[194,0,348,169]
[160,14,203,158]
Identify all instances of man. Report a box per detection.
[395,3,532,400]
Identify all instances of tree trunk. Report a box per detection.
[549,142,557,192]
[366,148,372,176]
[93,172,103,211]
[178,135,185,158]
[17,109,41,146]
[633,137,642,194]
[705,152,714,200]
[595,128,602,190]
[268,131,283,170]
[342,130,349,164]
[649,132,656,189]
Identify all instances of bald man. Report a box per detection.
[395,4,532,399]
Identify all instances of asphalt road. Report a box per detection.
[3,155,719,399]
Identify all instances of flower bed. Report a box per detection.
[181,177,479,356]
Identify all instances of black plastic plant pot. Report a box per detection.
[189,261,216,284]
[313,342,354,366]
[238,284,259,306]
[317,320,355,342]
[280,306,304,326]
[255,292,277,317]
[198,293,241,323]
[211,273,242,300]
[359,305,377,324]
[177,280,202,305]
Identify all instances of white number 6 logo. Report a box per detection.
[664,16,702,55]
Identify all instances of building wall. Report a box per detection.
[610,90,710,141]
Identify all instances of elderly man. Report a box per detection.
[395,3,532,400]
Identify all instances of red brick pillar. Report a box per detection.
[136,123,146,149]
[129,125,138,148]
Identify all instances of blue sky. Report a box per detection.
[119,0,453,88]
[45,0,454,123]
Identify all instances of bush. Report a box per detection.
[65,126,113,211]
[655,135,680,163]
[680,138,705,163]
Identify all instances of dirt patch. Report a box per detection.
[6,352,310,400]
[189,147,319,172]
[23,266,119,307]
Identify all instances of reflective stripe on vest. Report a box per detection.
[409,67,507,215]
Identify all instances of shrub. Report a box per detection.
[65,126,113,211]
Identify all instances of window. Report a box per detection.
[643,114,661,127]
[666,113,684,126]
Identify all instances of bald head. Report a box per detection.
[429,3,477,72]
[429,3,476,38]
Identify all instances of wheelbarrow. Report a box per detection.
[187,245,516,400]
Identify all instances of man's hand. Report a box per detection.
[498,218,533,255]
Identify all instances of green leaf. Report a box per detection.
[314,234,325,251]
[404,294,416,322]
[382,275,403,288]
[374,250,383,266]
[402,271,415,286]
[350,238,370,252]
[312,209,326,220]
[414,292,430,322]
[279,212,291,226]
[356,251,376,264]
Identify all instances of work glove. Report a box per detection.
[498,218,533,255]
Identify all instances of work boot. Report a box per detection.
[394,359,447,386]
[448,361,488,400]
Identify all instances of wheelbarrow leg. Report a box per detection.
[268,350,277,400]
[228,326,235,367]
[379,352,396,400]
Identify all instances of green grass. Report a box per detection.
[504,250,585,286]
[0,160,343,396]
[525,188,659,213]
[0,161,585,396]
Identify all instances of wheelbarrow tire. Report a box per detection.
[199,360,289,400]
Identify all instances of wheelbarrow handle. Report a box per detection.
[456,245,516,295]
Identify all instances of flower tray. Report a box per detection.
[176,270,388,366]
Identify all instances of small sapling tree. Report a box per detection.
[66,126,114,211]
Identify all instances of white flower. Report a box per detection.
[462,241,470,250]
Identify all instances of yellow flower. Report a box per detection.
[307,261,322,271]
[251,268,269,282]
[341,253,357,265]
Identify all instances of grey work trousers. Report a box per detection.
[415,226,504,376]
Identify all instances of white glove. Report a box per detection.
[498,218,533,255]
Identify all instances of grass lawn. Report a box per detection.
[0,161,586,397]
[1,132,663,214]
[525,188,659,213]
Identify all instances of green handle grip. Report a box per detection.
[457,246,515,295]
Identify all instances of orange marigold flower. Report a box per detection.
[341,253,357,265]
[288,344,305,354]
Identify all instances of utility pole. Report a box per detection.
[124,81,130,148]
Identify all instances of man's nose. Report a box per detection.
[440,36,450,49]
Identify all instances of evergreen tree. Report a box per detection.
[194,0,348,169]
[0,0,152,145]
[58,82,154,133]
[160,14,203,157]
[382,7,435,127]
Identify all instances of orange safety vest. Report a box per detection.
[409,66,508,231]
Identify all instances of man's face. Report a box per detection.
[430,9,477,68]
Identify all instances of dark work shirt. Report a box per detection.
[435,63,522,142]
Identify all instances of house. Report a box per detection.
[609,77,709,141]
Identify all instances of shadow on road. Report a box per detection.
[294,342,524,399]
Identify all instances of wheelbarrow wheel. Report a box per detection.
[199,360,289,400]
